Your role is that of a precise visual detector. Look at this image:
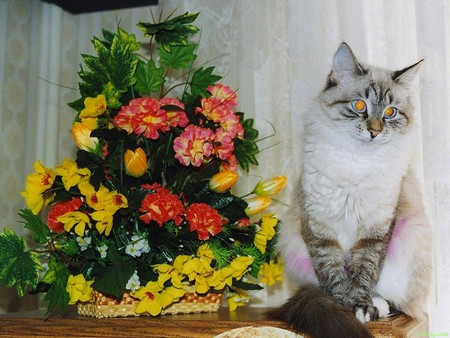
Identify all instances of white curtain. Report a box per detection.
[1,0,449,332]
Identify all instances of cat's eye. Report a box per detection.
[384,107,397,119]
[351,100,366,113]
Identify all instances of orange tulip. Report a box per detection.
[124,148,148,178]
[71,122,99,152]
[244,196,272,216]
[209,170,239,193]
[253,176,287,196]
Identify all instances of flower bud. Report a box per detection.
[253,176,287,196]
[124,148,148,178]
[209,170,239,193]
[244,196,272,216]
[71,121,99,152]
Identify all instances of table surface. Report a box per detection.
[0,306,425,338]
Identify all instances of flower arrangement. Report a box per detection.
[0,11,285,316]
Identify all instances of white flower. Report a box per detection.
[76,235,91,251]
[125,234,150,257]
[96,244,108,258]
[126,270,140,292]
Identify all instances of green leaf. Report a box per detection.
[0,229,42,297]
[190,67,222,97]
[43,258,70,315]
[235,117,260,172]
[19,209,51,244]
[92,248,137,299]
[135,59,165,95]
[158,44,197,69]
[232,279,263,291]
[137,12,199,49]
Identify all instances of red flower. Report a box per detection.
[185,203,226,240]
[47,198,83,233]
[139,188,184,226]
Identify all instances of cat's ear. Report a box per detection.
[329,43,366,84]
[392,59,423,86]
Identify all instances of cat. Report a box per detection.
[269,43,432,338]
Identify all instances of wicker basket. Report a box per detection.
[77,286,223,318]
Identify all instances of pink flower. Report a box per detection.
[159,97,189,129]
[173,125,214,167]
[185,203,226,240]
[207,84,237,108]
[220,113,244,139]
[114,104,142,134]
[196,98,231,124]
[213,128,234,160]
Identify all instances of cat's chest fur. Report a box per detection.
[301,133,410,251]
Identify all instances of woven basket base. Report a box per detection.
[77,289,223,318]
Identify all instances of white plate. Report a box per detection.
[214,326,303,338]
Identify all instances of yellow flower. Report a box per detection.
[253,176,287,196]
[21,190,54,215]
[209,170,239,193]
[79,94,107,118]
[196,243,215,264]
[228,289,250,311]
[55,158,91,191]
[244,196,272,216]
[66,274,93,304]
[229,256,254,279]
[104,191,128,214]
[254,214,278,254]
[58,211,91,236]
[173,255,191,273]
[132,281,184,316]
[23,160,55,195]
[124,148,148,178]
[90,210,114,236]
[153,263,185,289]
[71,121,99,152]
[194,273,213,294]
[181,257,214,281]
[259,259,283,286]
[208,267,233,290]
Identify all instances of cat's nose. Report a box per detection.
[369,129,381,138]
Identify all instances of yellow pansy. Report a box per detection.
[208,267,233,290]
[78,182,111,211]
[194,273,213,294]
[21,190,55,215]
[153,263,185,289]
[66,274,93,304]
[79,94,107,119]
[227,289,250,312]
[181,257,214,281]
[196,243,215,264]
[132,281,183,316]
[259,259,283,286]
[55,158,91,191]
[58,211,91,236]
[23,160,55,196]
[90,210,114,236]
[254,214,278,254]
[104,191,128,214]
[229,256,254,279]
[173,255,191,274]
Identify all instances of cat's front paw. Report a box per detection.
[354,303,379,323]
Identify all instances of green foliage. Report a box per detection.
[234,116,260,171]
[189,67,222,98]
[135,59,165,95]
[0,229,41,297]
[19,209,51,244]
[137,12,199,49]
[43,257,70,315]
[158,44,197,69]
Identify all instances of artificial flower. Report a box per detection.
[209,170,239,193]
[23,160,55,196]
[58,211,91,236]
[55,159,91,191]
[124,148,148,178]
[173,125,214,167]
[185,203,226,240]
[66,274,93,304]
[254,214,278,254]
[79,94,107,118]
[96,244,108,258]
[244,196,272,216]
[253,176,287,196]
[71,121,99,152]
[227,289,250,312]
[47,198,83,233]
[126,270,141,292]
[125,234,151,258]
[259,259,283,286]
[139,187,184,226]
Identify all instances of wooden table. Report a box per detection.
[0,306,427,337]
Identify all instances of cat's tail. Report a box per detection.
[267,284,374,338]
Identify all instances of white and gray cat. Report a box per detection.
[269,43,432,337]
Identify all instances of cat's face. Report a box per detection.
[318,43,422,144]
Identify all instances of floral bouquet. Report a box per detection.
[0,11,285,317]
